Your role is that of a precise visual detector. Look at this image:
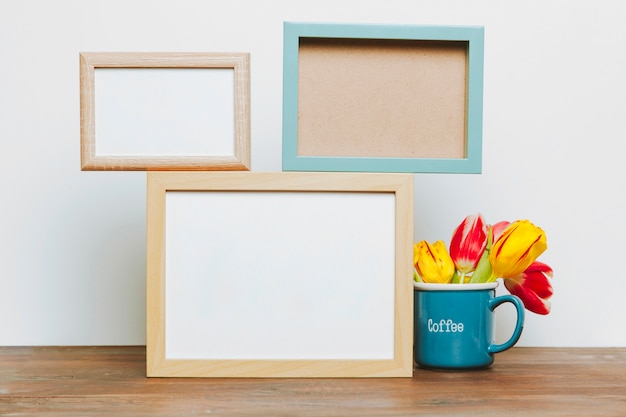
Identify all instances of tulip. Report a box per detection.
[504,261,554,315]
[414,240,455,284]
[449,214,489,278]
[465,220,507,284]
[467,228,494,283]
[489,220,547,278]
[491,221,510,242]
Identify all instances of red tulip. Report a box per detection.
[449,214,489,275]
[503,261,554,315]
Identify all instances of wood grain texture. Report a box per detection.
[1,347,625,416]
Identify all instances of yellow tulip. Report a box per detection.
[489,220,547,278]
[414,240,455,284]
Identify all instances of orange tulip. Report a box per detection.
[489,220,547,278]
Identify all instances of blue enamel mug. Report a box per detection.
[414,282,524,369]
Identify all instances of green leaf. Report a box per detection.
[469,247,493,283]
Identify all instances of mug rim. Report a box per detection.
[414,281,498,291]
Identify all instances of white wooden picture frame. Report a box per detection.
[146,172,414,377]
[80,52,250,171]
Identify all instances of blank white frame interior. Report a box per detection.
[146,172,414,378]
[80,52,250,171]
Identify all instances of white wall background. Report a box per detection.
[1,0,624,347]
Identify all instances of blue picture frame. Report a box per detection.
[282,22,484,174]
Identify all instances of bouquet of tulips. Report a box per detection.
[414,214,554,315]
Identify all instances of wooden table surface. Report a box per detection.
[1,346,625,416]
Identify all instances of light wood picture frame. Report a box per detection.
[80,52,250,171]
[282,22,484,174]
[146,172,414,378]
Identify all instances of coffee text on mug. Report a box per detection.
[427,318,464,333]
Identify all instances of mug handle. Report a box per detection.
[487,294,525,354]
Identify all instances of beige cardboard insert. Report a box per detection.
[297,38,468,159]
